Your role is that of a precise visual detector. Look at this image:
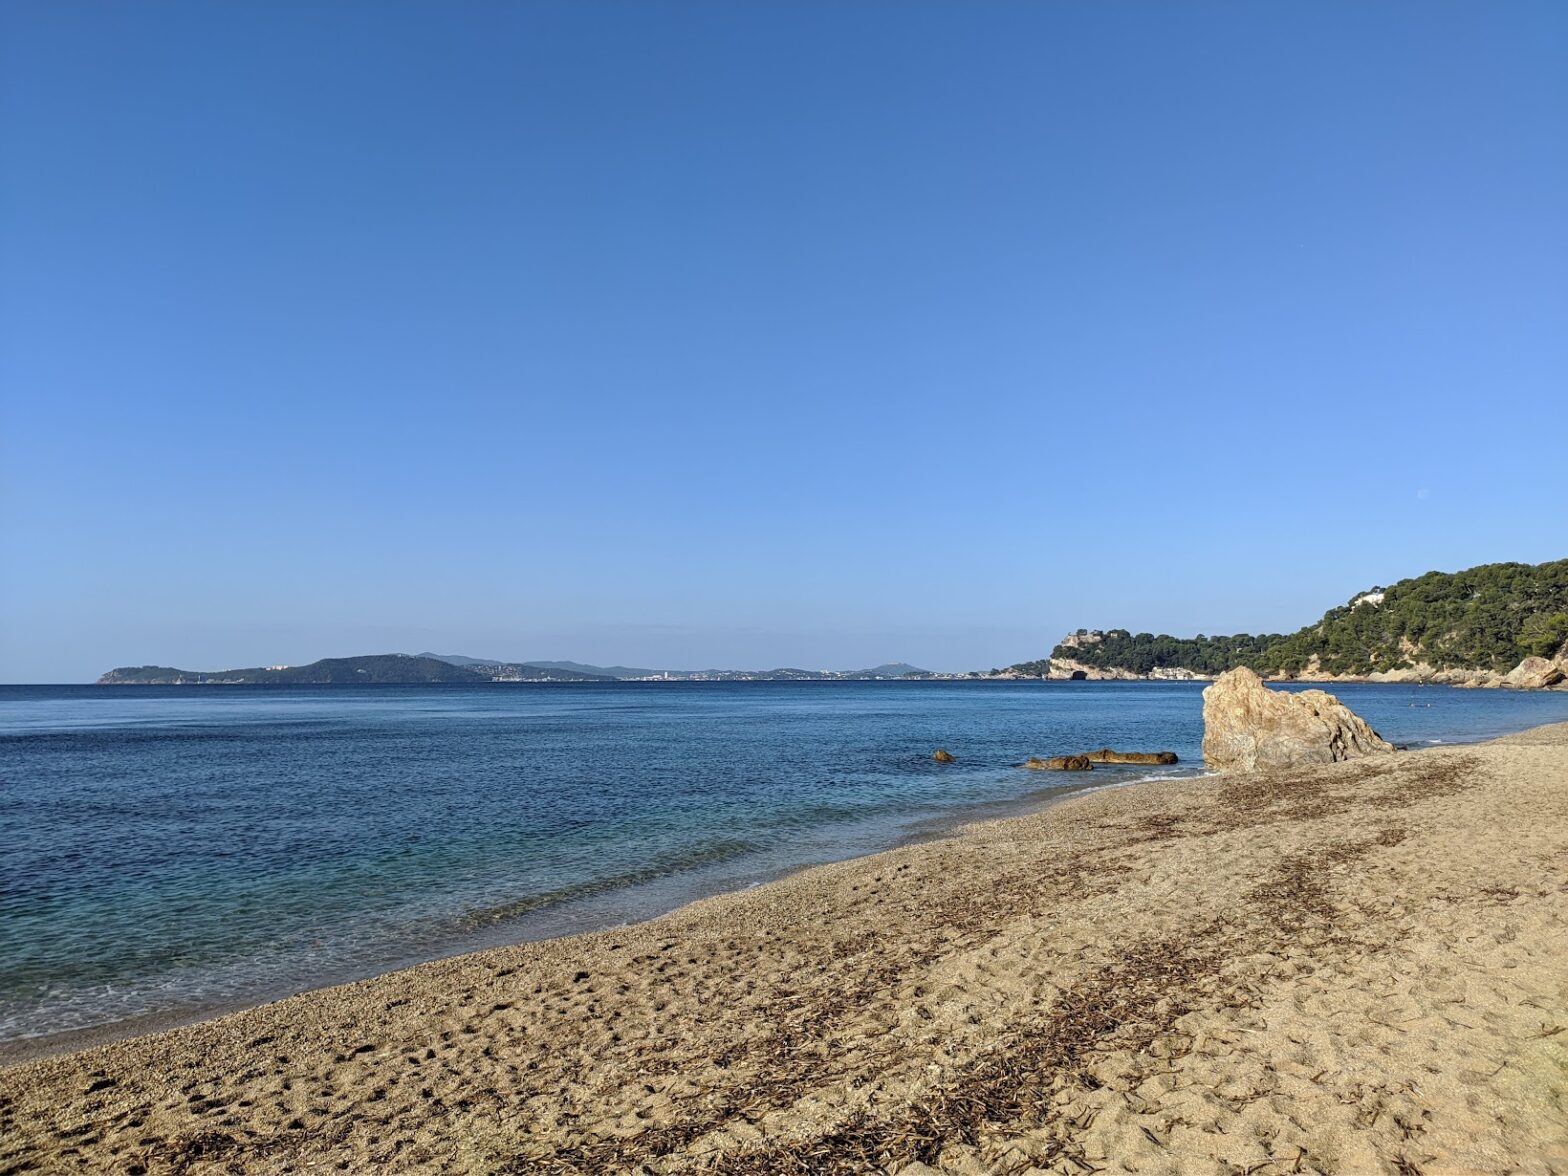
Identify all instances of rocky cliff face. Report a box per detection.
[1502,656,1568,690]
[1040,654,1206,681]
[1201,667,1396,771]
[1037,634,1568,690]
[1044,657,1143,681]
[1285,651,1568,691]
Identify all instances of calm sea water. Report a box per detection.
[3,680,1567,1048]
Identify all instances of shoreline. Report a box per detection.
[5,722,1566,1172]
[0,760,1206,1068]
[13,670,1554,1064]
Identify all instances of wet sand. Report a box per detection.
[3,725,1566,1173]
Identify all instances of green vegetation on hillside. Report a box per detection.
[1035,632,1284,677]
[1036,559,1568,677]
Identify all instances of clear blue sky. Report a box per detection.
[2,2,1564,681]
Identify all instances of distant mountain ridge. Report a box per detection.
[98,654,933,685]
[99,655,487,686]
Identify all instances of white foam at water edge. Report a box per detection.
[1072,768,1217,798]
[1428,739,1443,744]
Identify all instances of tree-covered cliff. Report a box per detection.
[1037,559,1568,678]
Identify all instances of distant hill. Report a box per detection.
[462,661,614,682]
[98,655,619,685]
[99,654,486,685]
[1023,559,1568,679]
[845,663,927,679]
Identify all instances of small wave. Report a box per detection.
[458,838,761,927]
[1063,766,1214,799]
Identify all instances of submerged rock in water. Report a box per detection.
[932,749,955,763]
[1024,755,1093,771]
[1083,748,1179,765]
[1201,667,1395,771]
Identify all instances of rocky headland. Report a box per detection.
[1017,631,1568,690]
[994,559,1568,689]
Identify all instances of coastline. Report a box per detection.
[1019,664,1568,689]
[0,761,1202,1068]
[6,724,1567,1173]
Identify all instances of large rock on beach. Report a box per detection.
[1024,755,1093,771]
[1084,748,1179,765]
[1502,656,1567,691]
[1201,667,1395,771]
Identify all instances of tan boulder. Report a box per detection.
[1502,656,1566,690]
[1024,755,1093,771]
[1083,748,1179,765]
[931,749,955,763]
[1201,667,1395,771]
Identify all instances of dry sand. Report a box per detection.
[3,725,1566,1174]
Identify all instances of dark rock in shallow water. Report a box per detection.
[1083,748,1179,765]
[1024,755,1093,772]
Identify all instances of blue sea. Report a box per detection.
[4,680,1567,1051]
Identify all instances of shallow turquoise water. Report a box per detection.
[3,680,1566,1045]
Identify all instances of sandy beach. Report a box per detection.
[3,725,1566,1174]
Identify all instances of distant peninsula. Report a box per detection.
[94,655,594,686]
[96,655,935,685]
[997,558,1568,690]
